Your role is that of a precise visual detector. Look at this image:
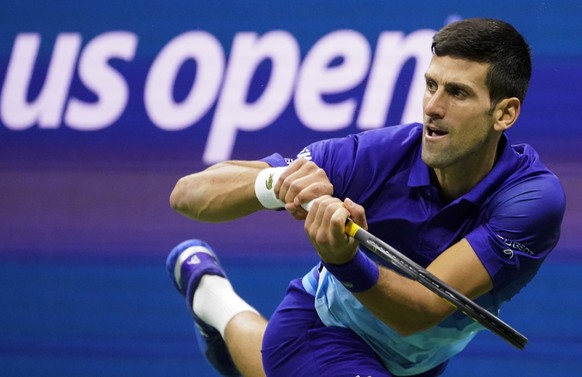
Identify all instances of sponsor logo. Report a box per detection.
[496,234,534,258]
[186,255,201,265]
[502,248,515,259]
[1,28,435,163]
[297,147,313,160]
[341,281,354,289]
[266,172,274,190]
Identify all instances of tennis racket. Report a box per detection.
[344,220,528,350]
[303,201,528,350]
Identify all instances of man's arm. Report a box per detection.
[169,160,270,222]
[170,158,334,223]
[356,238,493,336]
[305,196,493,336]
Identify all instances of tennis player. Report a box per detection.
[166,18,565,377]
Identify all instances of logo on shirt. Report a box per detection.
[502,248,515,259]
[297,147,313,160]
[496,234,534,259]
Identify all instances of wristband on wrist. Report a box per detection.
[254,166,287,209]
[322,250,379,292]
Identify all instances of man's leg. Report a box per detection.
[167,239,267,377]
[262,279,393,377]
[224,311,267,377]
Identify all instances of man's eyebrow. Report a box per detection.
[424,73,475,94]
[444,81,476,96]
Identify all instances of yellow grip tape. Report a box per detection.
[345,219,360,238]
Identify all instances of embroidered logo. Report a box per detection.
[266,172,274,190]
[496,234,534,258]
[297,147,312,160]
[502,249,515,259]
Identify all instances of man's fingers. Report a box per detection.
[344,197,368,230]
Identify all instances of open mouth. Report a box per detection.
[425,125,448,137]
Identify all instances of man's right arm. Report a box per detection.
[169,160,271,223]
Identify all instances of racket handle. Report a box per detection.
[345,219,360,238]
[301,200,314,212]
[301,200,362,238]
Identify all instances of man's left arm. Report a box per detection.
[306,197,492,336]
[354,238,492,336]
[307,174,565,336]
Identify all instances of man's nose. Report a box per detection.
[424,90,445,119]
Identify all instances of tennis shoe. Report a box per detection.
[166,239,241,377]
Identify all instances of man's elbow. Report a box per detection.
[169,177,192,215]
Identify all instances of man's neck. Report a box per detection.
[433,139,503,203]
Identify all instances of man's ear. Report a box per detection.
[493,97,521,132]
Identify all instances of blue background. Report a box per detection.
[1,1,581,376]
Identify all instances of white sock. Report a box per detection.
[192,274,259,339]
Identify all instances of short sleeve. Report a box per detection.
[260,136,360,198]
[465,173,565,303]
[260,153,290,167]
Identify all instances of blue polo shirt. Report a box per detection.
[262,122,565,375]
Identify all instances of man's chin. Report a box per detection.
[421,150,447,170]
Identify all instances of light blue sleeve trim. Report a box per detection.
[314,269,484,376]
[301,264,320,296]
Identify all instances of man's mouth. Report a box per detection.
[425,125,448,138]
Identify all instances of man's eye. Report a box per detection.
[451,89,466,98]
[426,81,437,92]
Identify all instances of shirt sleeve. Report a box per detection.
[260,153,289,167]
[259,136,360,198]
[465,173,566,303]
[262,124,422,202]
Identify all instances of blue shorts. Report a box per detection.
[261,278,448,377]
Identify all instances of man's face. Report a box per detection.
[421,55,498,171]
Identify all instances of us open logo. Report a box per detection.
[1,28,434,163]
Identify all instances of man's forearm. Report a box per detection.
[170,160,271,222]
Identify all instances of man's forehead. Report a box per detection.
[425,55,490,88]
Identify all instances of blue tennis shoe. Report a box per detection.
[166,239,241,377]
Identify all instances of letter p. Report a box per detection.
[203,31,299,164]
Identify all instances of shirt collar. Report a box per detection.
[408,134,520,206]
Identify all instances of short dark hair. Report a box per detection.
[431,18,532,106]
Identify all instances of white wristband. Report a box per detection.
[254,167,287,209]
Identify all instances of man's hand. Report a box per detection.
[304,196,368,265]
[274,158,333,220]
